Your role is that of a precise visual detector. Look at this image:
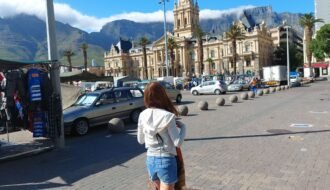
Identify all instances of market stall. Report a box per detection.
[0,59,61,144]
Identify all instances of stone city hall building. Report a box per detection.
[104,0,274,79]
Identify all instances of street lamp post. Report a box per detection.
[159,0,169,77]
[46,0,65,148]
[284,25,291,86]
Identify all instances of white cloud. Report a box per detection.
[200,5,256,20]
[0,0,255,32]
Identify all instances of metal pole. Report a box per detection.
[285,26,291,86]
[46,0,65,148]
[161,0,169,77]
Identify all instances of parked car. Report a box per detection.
[137,81,182,103]
[63,87,144,136]
[290,75,302,84]
[190,80,227,95]
[227,80,250,91]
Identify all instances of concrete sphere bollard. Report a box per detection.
[240,92,248,100]
[263,88,270,94]
[198,101,208,110]
[276,86,281,91]
[257,90,264,96]
[108,118,125,133]
[286,85,290,89]
[281,86,286,91]
[270,87,276,93]
[216,97,226,106]
[248,91,255,98]
[177,105,189,116]
[229,95,238,103]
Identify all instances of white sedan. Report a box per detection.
[190,81,227,95]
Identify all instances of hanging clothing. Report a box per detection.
[5,70,26,107]
[32,111,48,137]
[27,69,42,102]
[0,72,5,91]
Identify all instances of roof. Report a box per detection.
[113,38,132,53]
[0,59,53,70]
[88,87,140,94]
[60,71,113,82]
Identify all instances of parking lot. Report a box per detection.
[1,80,330,190]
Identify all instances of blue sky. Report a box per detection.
[54,0,314,17]
[0,0,315,32]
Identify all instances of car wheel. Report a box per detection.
[214,89,221,95]
[130,109,141,123]
[192,90,199,96]
[74,119,89,136]
[176,95,182,103]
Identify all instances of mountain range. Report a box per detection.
[0,6,304,67]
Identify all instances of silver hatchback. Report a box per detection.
[63,87,144,136]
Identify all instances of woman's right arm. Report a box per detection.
[137,118,145,144]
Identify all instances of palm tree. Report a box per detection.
[63,49,75,72]
[139,37,150,79]
[225,24,246,75]
[299,13,323,70]
[80,43,88,71]
[193,24,204,76]
[168,37,179,76]
[206,57,214,75]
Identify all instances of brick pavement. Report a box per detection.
[1,81,330,190]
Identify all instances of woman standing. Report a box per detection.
[137,82,186,190]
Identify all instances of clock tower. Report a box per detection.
[173,0,200,38]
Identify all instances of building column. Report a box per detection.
[253,57,260,77]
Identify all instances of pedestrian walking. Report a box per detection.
[138,82,186,190]
[250,77,257,93]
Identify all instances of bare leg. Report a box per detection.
[153,180,160,190]
[160,182,174,190]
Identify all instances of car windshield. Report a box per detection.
[74,93,99,106]
[137,83,148,90]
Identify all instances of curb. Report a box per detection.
[0,145,55,163]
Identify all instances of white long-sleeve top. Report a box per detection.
[137,108,186,157]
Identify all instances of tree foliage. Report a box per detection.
[225,24,246,75]
[273,42,303,71]
[139,37,150,79]
[311,24,330,60]
[80,43,88,71]
[193,24,204,76]
[63,49,75,72]
[167,37,179,76]
[299,13,323,66]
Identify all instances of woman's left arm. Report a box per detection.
[168,119,186,147]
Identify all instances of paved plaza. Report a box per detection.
[0,80,330,190]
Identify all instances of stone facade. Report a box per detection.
[104,0,274,79]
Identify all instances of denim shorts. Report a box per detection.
[146,156,178,184]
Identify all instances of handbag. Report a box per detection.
[175,147,186,190]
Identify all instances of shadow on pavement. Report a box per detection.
[185,129,330,142]
[0,123,145,190]
[177,101,195,105]
[187,114,199,117]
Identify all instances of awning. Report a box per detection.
[0,59,53,70]
[312,63,329,69]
